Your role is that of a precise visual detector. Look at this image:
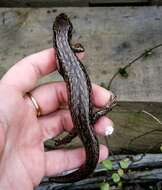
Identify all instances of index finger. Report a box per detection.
[2,48,56,93]
[45,145,108,176]
[1,48,84,93]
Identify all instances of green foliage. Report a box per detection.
[119,158,130,169]
[100,182,110,190]
[101,158,129,189]
[118,181,123,188]
[118,68,129,78]
[112,173,120,183]
[118,168,124,177]
[108,43,162,90]
[102,159,113,170]
[160,145,162,152]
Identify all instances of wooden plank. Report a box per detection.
[1,7,162,102]
[0,0,161,7]
[90,0,162,5]
[150,0,162,5]
[0,0,89,7]
[1,7,162,153]
[90,0,149,4]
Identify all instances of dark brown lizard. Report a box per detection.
[45,13,117,183]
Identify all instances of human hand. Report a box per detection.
[0,49,114,190]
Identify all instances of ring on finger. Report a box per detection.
[27,92,41,117]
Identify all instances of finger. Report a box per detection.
[39,110,113,140]
[28,82,113,116]
[26,82,67,116]
[45,144,108,176]
[39,110,73,140]
[94,116,114,136]
[1,49,84,93]
[92,84,114,108]
[2,48,55,93]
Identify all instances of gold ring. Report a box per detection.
[27,92,41,117]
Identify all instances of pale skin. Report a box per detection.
[0,49,114,190]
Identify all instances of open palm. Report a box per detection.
[0,49,113,190]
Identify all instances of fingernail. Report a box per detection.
[105,125,114,136]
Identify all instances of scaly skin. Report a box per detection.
[47,13,116,183]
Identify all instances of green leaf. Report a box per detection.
[100,182,110,190]
[118,68,129,78]
[112,173,120,183]
[160,145,162,152]
[102,160,113,170]
[118,181,123,188]
[118,168,124,177]
[119,158,130,169]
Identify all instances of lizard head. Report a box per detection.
[53,13,73,39]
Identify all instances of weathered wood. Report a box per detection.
[150,0,162,5]
[37,154,162,190]
[90,0,162,6]
[37,169,162,190]
[1,7,162,101]
[0,0,161,7]
[90,0,149,4]
[0,0,89,7]
[105,153,162,170]
[1,7,162,153]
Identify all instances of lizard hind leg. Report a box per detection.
[44,129,77,150]
[71,43,85,53]
[92,95,117,125]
